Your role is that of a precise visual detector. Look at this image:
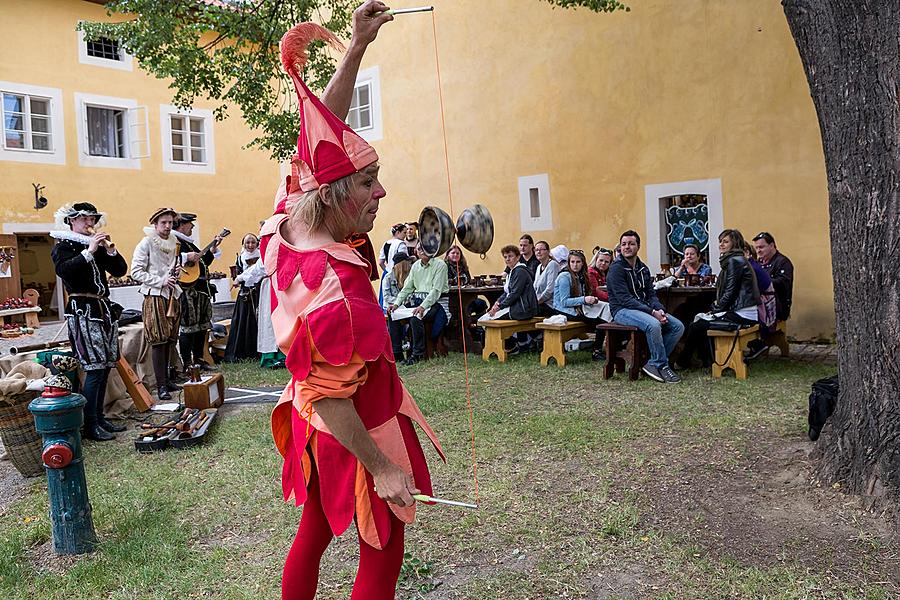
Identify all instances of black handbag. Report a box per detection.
[707,319,741,332]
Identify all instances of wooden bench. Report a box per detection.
[0,307,41,328]
[208,318,232,362]
[763,320,789,356]
[598,323,649,381]
[481,317,542,362]
[535,321,590,367]
[708,324,760,380]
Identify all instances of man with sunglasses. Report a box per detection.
[752,232,794,321]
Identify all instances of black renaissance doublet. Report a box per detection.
[51,232,128,370]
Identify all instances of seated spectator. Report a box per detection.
[445,244,470,286]
[744,241,777,359]
[518,234,539,276]
[676,229,760,368]
[378,223,407,273]
[382,251,414,357]
[752,231,794,321]
[587,248,612,301]
[446,244,488,318]
[550,244,569,266]
[608,230,684,383]
[533,240,561,316]
[404,221,419,254]
[378,223,407,308]
[387,244,450,365]
[487,246,539,352]
[550,250,606,360]
[674,244,712,278]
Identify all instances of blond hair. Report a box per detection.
[289,173,355,238]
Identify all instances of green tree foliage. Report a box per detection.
[79,1,627,160]
[541,0,630,12]
[78,0,358,160]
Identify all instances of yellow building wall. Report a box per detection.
[361,0,834,340]
[0,0,279,285]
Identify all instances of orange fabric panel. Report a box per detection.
[299,341,369,405]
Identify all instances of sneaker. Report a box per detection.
[592,349,606,361]
[641,364,665,382]
[659,365,681,383]
[744,339,769,361]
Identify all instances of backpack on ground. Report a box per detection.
[808,375,839,441]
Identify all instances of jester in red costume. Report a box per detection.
[263,4,444,598]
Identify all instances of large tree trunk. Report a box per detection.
[782,0,900,518]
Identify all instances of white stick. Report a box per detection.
[413,493,478,509]
[387,6,434,15]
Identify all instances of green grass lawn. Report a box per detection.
[0,354,895,599]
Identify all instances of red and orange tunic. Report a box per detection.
[264,214,443,550]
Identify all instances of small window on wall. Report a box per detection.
[86,106,126,158]
[2,93,52,152]
[348,82,372,131]
[347,66,382,142]
[160,105,215,174]
[170,115,206,164]
[661,194,709,269]
[77,29,133,71]
[86,37,123,62]
[518,174,553,231]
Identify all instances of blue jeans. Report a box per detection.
[613,308,684,369]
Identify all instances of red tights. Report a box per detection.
[282,471,405,599]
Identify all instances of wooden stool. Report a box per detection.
[598,323,649,381]
[535,321,589,367]
[481,318,542,362]
[183,372,226,409]
[708,324,760,380]
[424,319,448,359]
[763,320,789,356]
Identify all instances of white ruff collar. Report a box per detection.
[143,227,178,254]
[49,230,92,245]
[240,249,260,262]
[172,230,196,244]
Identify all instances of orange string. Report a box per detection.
[431,11,479,502]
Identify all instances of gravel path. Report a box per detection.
[0,438,31,514]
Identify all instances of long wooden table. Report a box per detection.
[447,285,505,354]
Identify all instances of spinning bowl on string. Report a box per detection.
[418,204,494,258]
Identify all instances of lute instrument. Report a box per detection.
[178,228,231,284]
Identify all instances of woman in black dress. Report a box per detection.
[225,233,262,362]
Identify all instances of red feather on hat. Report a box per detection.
[280,22,344,78]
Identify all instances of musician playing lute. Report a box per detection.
[172,212,224,375]
[50,202,128,441]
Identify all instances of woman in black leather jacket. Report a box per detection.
[676,229,760,368]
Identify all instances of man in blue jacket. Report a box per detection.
[607,230,684,383]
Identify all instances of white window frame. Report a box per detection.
[77,29,134,72]
[74,92,141,170]
[518,173,553,231]
[0,81,65,165]
[159,105,216,174]
[348,66,383,142]
[644,178,725,274]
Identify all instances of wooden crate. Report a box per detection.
[183,373,225,410]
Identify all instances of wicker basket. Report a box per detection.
[0,392,43,478]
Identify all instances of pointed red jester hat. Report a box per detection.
[280,23,379,194]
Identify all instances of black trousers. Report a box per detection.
[179,331,207,368]
[387,304,444,360]
[82,368,111,426]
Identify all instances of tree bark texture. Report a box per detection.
[782,0,900,516]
